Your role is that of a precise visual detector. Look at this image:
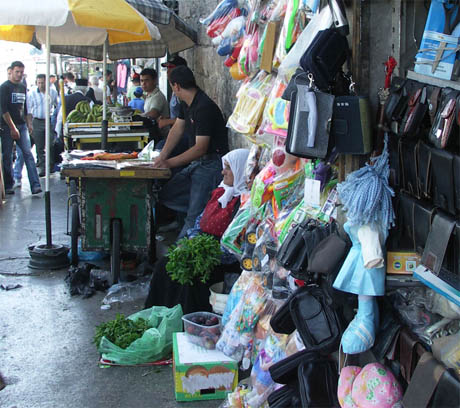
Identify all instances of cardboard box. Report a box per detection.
[386,251,421,274]
[414,1,460,80]
[173,332,238,402]
[260,21,278,73]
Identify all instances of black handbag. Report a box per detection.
[285,87,335,159]
[270,285,342,354]
[430,147,456,215]
[384,78,409,124]
[298,358,339,408]
[267,384,301,408]
[299,28,349,92]
[276,219,337,279]
[331,94,373,154]
[428,89,458,150]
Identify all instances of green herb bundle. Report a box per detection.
[166,234,222,285]
[94,314,150,349]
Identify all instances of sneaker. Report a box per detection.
[157,220,180,233]
[31,187,42,195]
[13,180,22,189]
[5,188,14,195]
[38,171,45,177]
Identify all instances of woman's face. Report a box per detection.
[222,160,234,187]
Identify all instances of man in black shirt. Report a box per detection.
[154,66,229,238]
[0,61,41,195]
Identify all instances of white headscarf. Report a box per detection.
[218,148,250,208]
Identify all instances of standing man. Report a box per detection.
[55,78,92,138]
[140,68,169,141]
[62,72,75,95]
[153,66,228,238]
[0,61,42,195]
[21,74,58,178]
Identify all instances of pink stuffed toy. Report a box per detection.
[338,363,403,408]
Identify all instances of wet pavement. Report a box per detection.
[0,174,221,408]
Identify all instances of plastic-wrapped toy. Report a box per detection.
[200,0,239,26]
[273,0,301,67]
[246,326,290,407]
[212,15,246,46]
[216,275,269,363]
[221,204,252,259]
[250,160,277,209]
[227,72,275,135]
[207,7,242,38]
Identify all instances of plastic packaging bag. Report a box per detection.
[98,304,183,365]
[227,72,275,135]
[102,276,151,305]
[278,5,333,80]
[138,140,160,161]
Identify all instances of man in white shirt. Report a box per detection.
[14,73,58,182]
[140,68,169,141]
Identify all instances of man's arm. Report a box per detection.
[162,135,210,169]
[2,112,19,140]
[157,116,176,129]
[155,118,186,164]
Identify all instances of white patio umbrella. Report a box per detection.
[0,0,162,258]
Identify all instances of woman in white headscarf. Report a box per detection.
[145,148,250,313]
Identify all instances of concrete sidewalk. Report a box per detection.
[0,174,220,408]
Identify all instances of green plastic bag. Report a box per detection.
[98,304,183,365]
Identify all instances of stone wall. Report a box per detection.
[178,0,250,150]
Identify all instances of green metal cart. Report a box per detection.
[62,167,170,283]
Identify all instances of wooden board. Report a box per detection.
[61,167,171,179]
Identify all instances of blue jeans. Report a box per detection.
[159,158,223,239]
[1,124,41,190]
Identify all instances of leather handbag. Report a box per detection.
[429,89,458,149]
[299,28,349,92]
[267,384,301,407]
[430,147,456,215]
[417,140,432,199]
[413,200,436,255]
[398,192,416,250]
[306,232,348,275]
[276,219,337,280]
[399,139,419,197]
[428,86,442,125]
[384,78,409,124]
[331,94,373,154]
[270,285,342,354]
[400,86,428,138]
[298,358,340,408]
[285,88,335,159]
[453,154,460,214]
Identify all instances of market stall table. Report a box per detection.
[64,121,150,150]
[61,165,170,283]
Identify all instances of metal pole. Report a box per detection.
[45,26,52,247]
[101,40,108,150]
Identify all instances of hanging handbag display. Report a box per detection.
[270,285,342,355]
[276,219,338,279]
[430,147,456,215]
[285,85,335,159]
[384,78,409,124]
[331,92,373,154]
[299,28,349,92]
[400,86,428,138]
[429,89,459,150]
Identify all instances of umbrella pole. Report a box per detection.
[101,40,108,150]
[28,27,69,271]
[45,26,52,247]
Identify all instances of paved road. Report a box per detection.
[0,174,221,408]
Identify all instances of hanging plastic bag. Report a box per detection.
[207,7,242,38]
[97,304,183,365]
[200,0,239,26]
[278,5,333,80]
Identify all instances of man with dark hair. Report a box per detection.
[153,65,229,238]
[16,73,58,179]
[62,72,75,95]
[140,67,169,139]
[0,61,42,195]
[55,78,91,138]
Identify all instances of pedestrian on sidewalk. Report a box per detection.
[0,61,42,196]
[14,73,58,182]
